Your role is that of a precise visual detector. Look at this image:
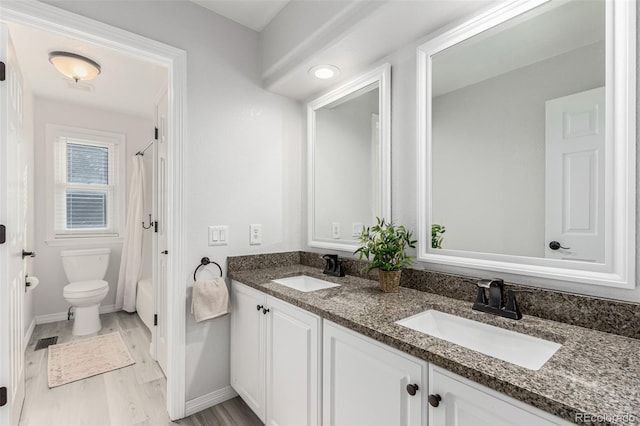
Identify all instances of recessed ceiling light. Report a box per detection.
[49,51,101,83]
[309,65,340,80]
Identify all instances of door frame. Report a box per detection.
[0,1,188,420]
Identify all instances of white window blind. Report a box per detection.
[53,135,120,236]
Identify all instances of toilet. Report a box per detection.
[61,248,111,336]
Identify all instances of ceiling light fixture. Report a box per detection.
[49,51,101,83]
[309,64,340,80]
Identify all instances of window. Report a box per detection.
[46,125,125,242]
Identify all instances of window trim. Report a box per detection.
[46,124,126,245]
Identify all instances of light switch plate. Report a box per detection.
[250,224,262,245]
[208,225,228,246]
[352,223,363,237]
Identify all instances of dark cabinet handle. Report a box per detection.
[161,250,168,254]
[406,384,419,396]
[262,307,270,315]
[22,250,35,258]
[428,394,442,407]
[548,241,570,250]
[256,305,263,311]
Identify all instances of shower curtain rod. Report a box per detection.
[135,140,154,156]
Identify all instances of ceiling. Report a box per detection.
[8,23,167,119]
[190,0,290,32]
[264,0,496,100]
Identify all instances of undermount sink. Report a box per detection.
[396,310,561,370]
[271,275,340,292]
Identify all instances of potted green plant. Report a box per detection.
[354,217,417,293]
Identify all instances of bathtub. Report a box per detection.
[136,278,153,332]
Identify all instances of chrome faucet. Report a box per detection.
[321,254,344,277]
[472,278,523,320]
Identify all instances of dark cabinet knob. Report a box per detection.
[406,384,419,396]
[262,307,270,315]
[161,250,168,254]
[256,305,263,311]
[428,394,442,407]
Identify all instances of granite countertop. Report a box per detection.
[229,264,640,426]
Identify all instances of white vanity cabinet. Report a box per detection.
[230,281,267,420]
[428,366,572,426]
[323,321,427,426]
[230,281,321,425]
[231,280,572,426]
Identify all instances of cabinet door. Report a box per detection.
[230,281,267,422]
[266,296,321,426]
[323,321,426,426]
[429,366,572,426]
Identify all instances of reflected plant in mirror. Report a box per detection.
[432,224,445,249]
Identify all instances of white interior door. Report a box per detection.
[154,88,169,375]
[0,23,26,426]
[545,87,605,263]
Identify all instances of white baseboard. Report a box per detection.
[185,386,238,417]
[35,304,120,325]
[23,317,36,352]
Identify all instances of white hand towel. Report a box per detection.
[191,277,230,323]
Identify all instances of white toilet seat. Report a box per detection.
[63,280,109,299]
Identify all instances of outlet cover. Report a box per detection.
[352,223,363,237]
[250,224,262,245]
[332,222,340,239]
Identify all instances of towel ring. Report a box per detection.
[193,257,223,281]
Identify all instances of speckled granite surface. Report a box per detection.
[297,251,640,340]
[398,267,640,340]
[228,259,640,426]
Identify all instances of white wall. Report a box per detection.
[33,97,153,318]
[314,89,378,240]
[432,43,604,257]
[39,0,303,401]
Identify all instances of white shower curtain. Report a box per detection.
[116,155,146,312]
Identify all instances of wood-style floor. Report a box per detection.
[20,311,262,426]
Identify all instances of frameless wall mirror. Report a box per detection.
[417,0,635,288]
[308,63,391,251]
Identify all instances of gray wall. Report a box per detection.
[432,42,604,257]
[315,89,378,241]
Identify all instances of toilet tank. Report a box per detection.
[60,248,111,282]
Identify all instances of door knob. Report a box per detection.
[406,383,419,396]
[548,241,570,250]
[428,394,442,407]
[22,250,35,258]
